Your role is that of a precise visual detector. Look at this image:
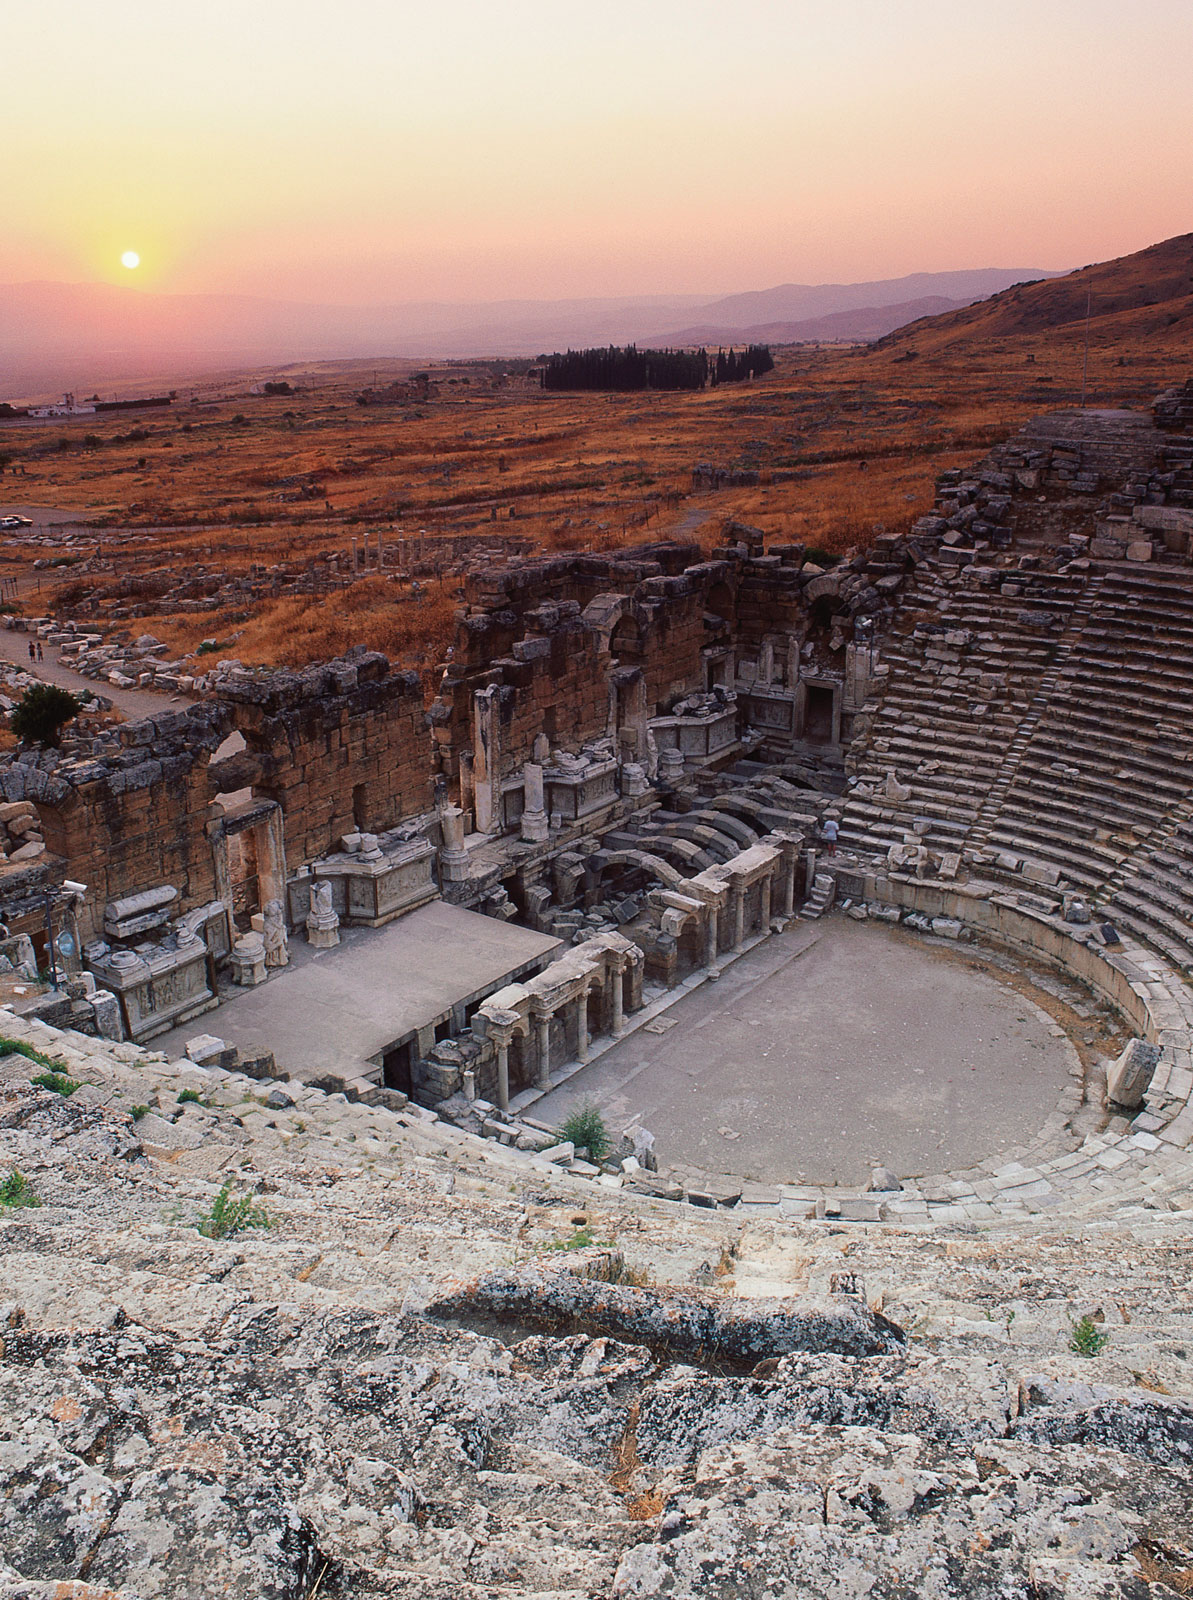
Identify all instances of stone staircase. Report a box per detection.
[799,872,835,919]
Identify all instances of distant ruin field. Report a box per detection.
[2,316,1188,672]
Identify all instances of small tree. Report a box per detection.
[560,1104,611,1162]
[10,683,80,749]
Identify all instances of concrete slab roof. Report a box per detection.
[156,900,562,1083]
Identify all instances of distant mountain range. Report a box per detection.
[0,266,1057,396]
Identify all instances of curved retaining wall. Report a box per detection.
[840,869,1193,1222]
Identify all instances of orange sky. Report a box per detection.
[4,0,1192,304]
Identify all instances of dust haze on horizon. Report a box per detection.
[4,0,1192,331]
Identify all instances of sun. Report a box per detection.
[121,250,140,270]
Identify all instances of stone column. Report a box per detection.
[535,1008,553,1089]
[521,762,549,844]
[609,960,625,1036]
[438,804,469,883]
[575,990,590,1064]
[495,1036,510,1112]
[732,881,746,950]
[703,905,720,972]
[472,685,502,835]
[781,839,799,918]
[759,639,774,686]
[760,871,772,933]
[488,1022,517,1112]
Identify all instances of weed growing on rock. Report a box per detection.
[0,1037,59,1071]
[560,1104,610,1161]
[547,1226,597,1251]
[0,1169,41,1208]
[1069,1314,1111,1357]
[198,1183,270,1240]
[31,1071,79,1097]
[130,1105,149,1120]
[177,1089,205,1105]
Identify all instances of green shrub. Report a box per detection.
[198,1183,269,1239]
[177,1088,204,1105]
[0,1037,59,1071]
[130,1104,150,1121]
[1069,1314,1110,1357]
[560,1104,611,1161]
[31,1071,79,1097]
[0,1169,41,1208]
[10,683,81,749]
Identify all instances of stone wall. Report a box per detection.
[214,651,429,866]
[0,651,430,937]
[0,706,228,934]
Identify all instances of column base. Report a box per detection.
[520,810,549,844]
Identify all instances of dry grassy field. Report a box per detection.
[2,267,1189,673]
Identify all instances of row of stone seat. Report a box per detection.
[975,569,1193,898]
[841,563,1092,854]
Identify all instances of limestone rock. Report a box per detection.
[868,1165,902,1192]
[1105,1038,1160,1111]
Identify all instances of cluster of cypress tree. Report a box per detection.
[538,344,772,393]
[711,345,775,384]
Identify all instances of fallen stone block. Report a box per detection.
[185,1034,235,1069]
[237,1046,280,1080]
[628,1172,684,1201]
[1106,1038,1161,1111]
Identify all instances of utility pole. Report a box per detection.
[1080,286,1092,408]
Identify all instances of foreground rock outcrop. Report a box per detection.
[1,1014,1192,1597]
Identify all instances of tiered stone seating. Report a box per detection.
[980,570,1193,897]
[1110,805,1193,974]
[840,566,1090,854]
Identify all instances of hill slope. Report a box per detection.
[879,232,1193,353]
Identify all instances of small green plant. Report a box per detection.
[177,1088,204,1105]
[0,1169,41,1208]
[130,1104,150,1121]
[1069,1314,1110,1358]
[0,1036,59,1071]
[197,1183,270,1240]
[31,1071,79,1097]
[560,1104,611,1162]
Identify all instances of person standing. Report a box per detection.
[821,816,839,856]
[27,641,35,662]
[36,641,43,662]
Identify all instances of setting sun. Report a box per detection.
[120,250,140,270]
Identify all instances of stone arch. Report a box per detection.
[581,592,633,653]
[593,848,688,892]
[608,612,646,664]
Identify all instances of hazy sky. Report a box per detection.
[4,0,1191,304]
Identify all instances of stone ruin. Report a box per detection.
[4,387,1193,1595]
